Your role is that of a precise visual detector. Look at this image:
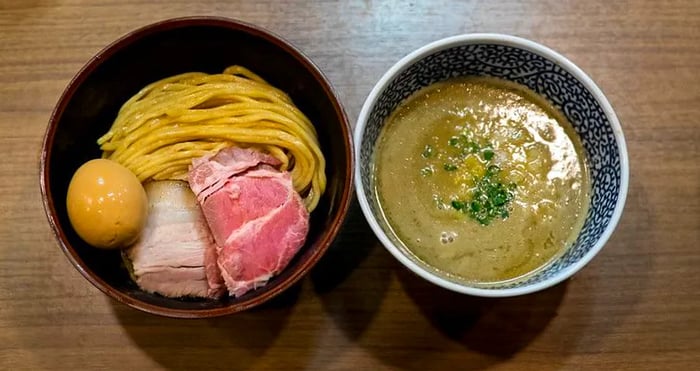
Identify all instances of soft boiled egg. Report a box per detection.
[66,159,148,249]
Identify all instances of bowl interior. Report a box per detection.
[42,18,352,316]
[358,39,625,291]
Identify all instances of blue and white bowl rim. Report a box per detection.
[353,33,629,297]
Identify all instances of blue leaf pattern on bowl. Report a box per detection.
[360,44,622,289]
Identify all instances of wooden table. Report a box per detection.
[1,1,698,369]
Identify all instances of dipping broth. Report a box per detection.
[373,77,590,284]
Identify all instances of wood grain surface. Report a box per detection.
[1,1,698,370]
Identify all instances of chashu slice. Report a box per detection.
[125,180,224,299]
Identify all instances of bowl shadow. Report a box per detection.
[396,268,567,358]
[309,198,393,340]
[310,197,381,293]
[110,283,302,370]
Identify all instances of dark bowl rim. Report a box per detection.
[40,16,354,318]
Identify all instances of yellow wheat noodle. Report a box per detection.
[97,66,325,211]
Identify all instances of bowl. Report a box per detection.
[41,17,353,317]
[355,34,628,297]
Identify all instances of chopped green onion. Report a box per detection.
[492,193,507,206]
[486,165,500,177]
[421,144,433,158]
[470,201,481,212]
[463,165,516,225]
[482,148,494,161]
[443,163,458,171]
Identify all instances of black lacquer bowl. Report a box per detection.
[41,17,353,318]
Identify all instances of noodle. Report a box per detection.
[97,66,325,211]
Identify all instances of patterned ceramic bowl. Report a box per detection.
[355,34,628,297]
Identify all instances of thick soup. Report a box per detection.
[374,77,590,284]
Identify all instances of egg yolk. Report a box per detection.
[66,159,148,249]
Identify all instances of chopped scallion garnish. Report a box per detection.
[443,163,458,171]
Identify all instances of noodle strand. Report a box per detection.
[98,66,325,211]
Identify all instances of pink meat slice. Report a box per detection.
[203,238,225,298]
[127,181,225,299]
[188,147,310,297]
[189,147,281,203]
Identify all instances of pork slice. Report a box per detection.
[188,148,310,297]
[136,268,210,299]
[188,147,281,203]
[215,170,309,296]
[203,240,225,298]
[200,169,289,247]
[127,181,224,299]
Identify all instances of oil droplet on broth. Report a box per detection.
[439,231,457,245]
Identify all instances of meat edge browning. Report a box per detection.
[189,147,282,204]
